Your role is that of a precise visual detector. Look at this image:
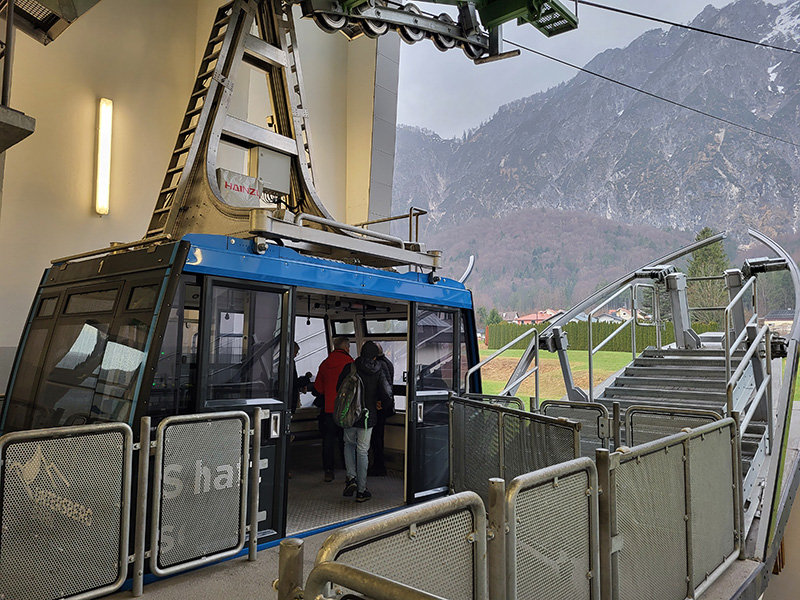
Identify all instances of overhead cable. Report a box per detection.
[503,38,800,149]
[576,0,800,56]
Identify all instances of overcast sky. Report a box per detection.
[396,0,737,138]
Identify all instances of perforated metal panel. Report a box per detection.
[541,401,608,457]
[503,413,576,481]
[153,415,248,574]
[688,426,736,586]
[628,408,719,446]
[336,510,476,599]
[0,430,129,600]
[451,401,500,502]
[513,470,592,599]
[616,448,688,600]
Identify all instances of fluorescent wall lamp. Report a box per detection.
[95,97,113,215]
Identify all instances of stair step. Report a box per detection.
[602,386,726,403]
[633,356,739,368]
[624,366,726,380]
[615,376,726,390]
[597,395,725,414]
[641,347,746,358]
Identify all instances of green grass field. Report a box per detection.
[477,348,633,401]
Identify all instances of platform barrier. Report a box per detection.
[599,418,741,600]
[541,400,610,457]
[450,396,579,504]
[149,411,250,576]
[625,405,722,447]
[0,423,133,600]
[315,491,487,600]
[504,457,600,600]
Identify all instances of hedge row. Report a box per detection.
[487,320,719,353]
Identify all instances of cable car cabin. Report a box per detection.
[0,234,481,543]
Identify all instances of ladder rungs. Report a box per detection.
[209,32,227,45]
[202,49,221,64]
[160,185,179,195]
[178,125,197,137]
[166,166,183,176]
[198,66,217,80]
[146,228,166,237]
[186,106,204,118]
[152,207,172,215]
[191,86,209,99]
[173,144,192,155]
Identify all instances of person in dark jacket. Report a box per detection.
[314,337,353,482]
[368,343,395,476]
[338,340,393,502]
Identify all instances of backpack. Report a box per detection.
[333,363,366,428]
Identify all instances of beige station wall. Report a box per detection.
[0,0,382,387]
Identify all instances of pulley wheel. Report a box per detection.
[461,40,485,60]
[357,2,389,38]
[432,13,457,52]
[313,11,347,33]
[398,3,425,45]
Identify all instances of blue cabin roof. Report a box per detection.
[181,234,474,309]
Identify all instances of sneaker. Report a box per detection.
[343,478,357,497]
[356,489,372,503]
[324,470,334,482]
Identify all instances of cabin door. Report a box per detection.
[406,304,459,503]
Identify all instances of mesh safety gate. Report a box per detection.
[606,418,740,600]
[541,400,609,458]
[506,457,600,600]
[150,411,250,576]
[450,396,579,504]
[316,491,487,600]
[0,423,133,600]
[626,405,721,447]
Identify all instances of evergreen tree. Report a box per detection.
[476,306,488,328]
[686,227,730,325]
[487,308,503,325]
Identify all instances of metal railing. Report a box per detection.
[0,422,133,600]
[149,411,251,576]
[449,396,580,505]
[354,206,428,244]
[466,326,538,399]
[598,418,741,600]
[587,282,658,401]
[315,491,488,600]
[624,405,722,447]
[540,399,610,457]
[499,457,600,600]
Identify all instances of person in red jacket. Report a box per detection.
[313,336,353,482]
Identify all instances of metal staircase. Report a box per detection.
[598,347,742,416]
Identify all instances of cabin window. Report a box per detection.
[36,296,58,318]
[459,315,470,393]
[205,285,283,404]
[151,280,199,418]
[331,320,355,336]
[3,327,48,431]
[415,309,455,391]
[364,318,408,336]
[64,288,118,314]
[127,285,159,311]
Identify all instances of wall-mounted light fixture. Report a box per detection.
[95,97,113,215]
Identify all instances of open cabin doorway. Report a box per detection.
[285,291,410,535]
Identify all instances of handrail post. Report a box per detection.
[276,538,304,600]
[132,417,151,597]
[588,313,594,402]
[630,286,637,361]
[487,478,507,600]
[766,329,773,454]
[248,407,262,560]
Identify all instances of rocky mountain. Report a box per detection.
[394,0,800,244]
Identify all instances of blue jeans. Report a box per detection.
[344,426,373,492]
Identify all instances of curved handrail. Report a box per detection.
[747,229,800,561]
[541,231,726,336]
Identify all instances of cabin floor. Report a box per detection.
[286,438,405,535]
